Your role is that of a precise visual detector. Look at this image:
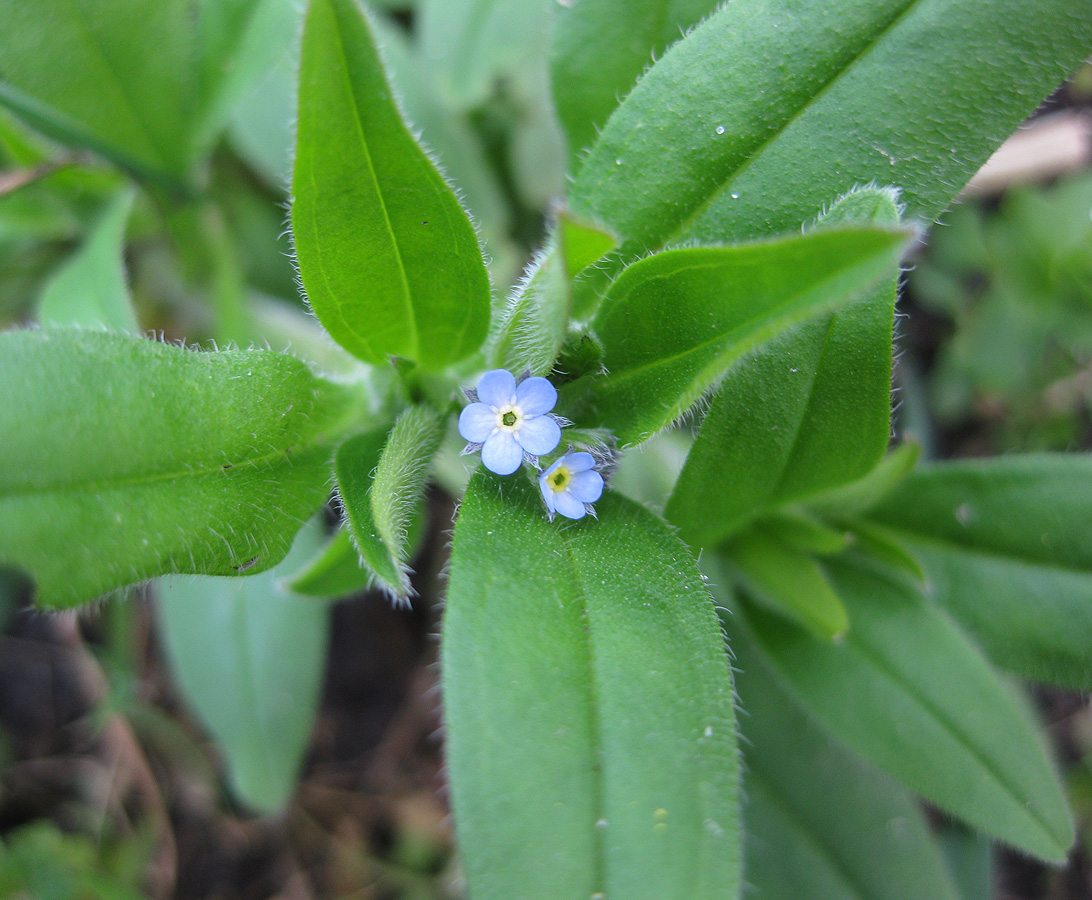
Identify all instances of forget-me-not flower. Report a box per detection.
[459,369,562,475]
[539,452,604,520]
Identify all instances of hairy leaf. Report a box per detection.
[157,519,330,814]
[0,329,359,608]
[667,187,901,545]
[738,554,1073,862]
[292,0,491,368]
[569,225,907,445]
[569,0,1092,249]
[336,406,441,599]
[551,0,721,167]
[730,624,961,900]
[868,455,1092,689]
[444,472,739,900]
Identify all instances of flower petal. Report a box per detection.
[539,473,557,512]
[515,415,561,456]
[481,432,523,475]
[568,469,604,503]
[458,403,497,442]
[477,369,517,408]
[553,489,587,519]
[515,376,557,416]
[564,452,597,473]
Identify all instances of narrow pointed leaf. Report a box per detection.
[731,628,962,900]
[444,472,740,900]
[336,406,441,598]
[550,0,721,167]
[558,211,617,280]
[157,520,329,814]
[867,455,1092,689]
[570,225,907,445]
[292,0,491,369]
[38,190,137,332]
[0,329,359,609]
[287,528,372,598]
[490,240,570,376]
[729,529,848,641]
[569,0,1092,250]
[667,187,901,545]
[738,554,1073,862]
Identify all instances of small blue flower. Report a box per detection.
[539,452,604,520]
[458,369,562,475]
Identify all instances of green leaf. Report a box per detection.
[737,553,1073,862]
[369,18,516,282]
[444,472,740,900]
[730,626,961,900]
[667,188,902,545]
[292,0,491,369]
[489,240,570,376]
[728,528,848,641]
[157,519,329,814]
[193,0,300,159]
[0,0,291,183]
[558,210,617,280]
[568,0,1092,250]
[807,440,920,517]
[37,189,137,332]
[418,0,550,110]
[550,0,721,168]
[287,527,372,598]
[867,454,1092,690]
[0,328,360,609]
[569,225,907,446]
[336,406,442,599]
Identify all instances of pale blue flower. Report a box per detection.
[458,369,561,475]
[539,452,604,520]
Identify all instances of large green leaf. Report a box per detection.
[0,328,360,609]
[0,0,293,182]
[867,455,1092,689]
[568,0,1092,250]
[550,0,721,168]
[730,624,961,900]
[418,0,550,110]
[567,225,906,445]
[737,554,1073,862]
[292,0,491,369]
[444,472,739,900]
[335,406,442,599]
[37,189,137,332]
[156,519,329,814]
[667,188,900,546]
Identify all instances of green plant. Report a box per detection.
[1,1,1091,898]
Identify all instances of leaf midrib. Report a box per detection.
[845,619,1065,851]
[59,0,174,169]
[0,430,335,499]
[328,0,419,359]
[599,245,892,390]
[659,0,923,247]
[870,523,1092,578]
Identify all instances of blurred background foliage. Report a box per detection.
[0,0,1091,896]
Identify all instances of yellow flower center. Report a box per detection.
[547,465,571,492]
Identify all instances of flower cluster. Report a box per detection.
[458,368,605,520]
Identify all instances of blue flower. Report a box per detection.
[458,369,562,475]
[539,452,604,520]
